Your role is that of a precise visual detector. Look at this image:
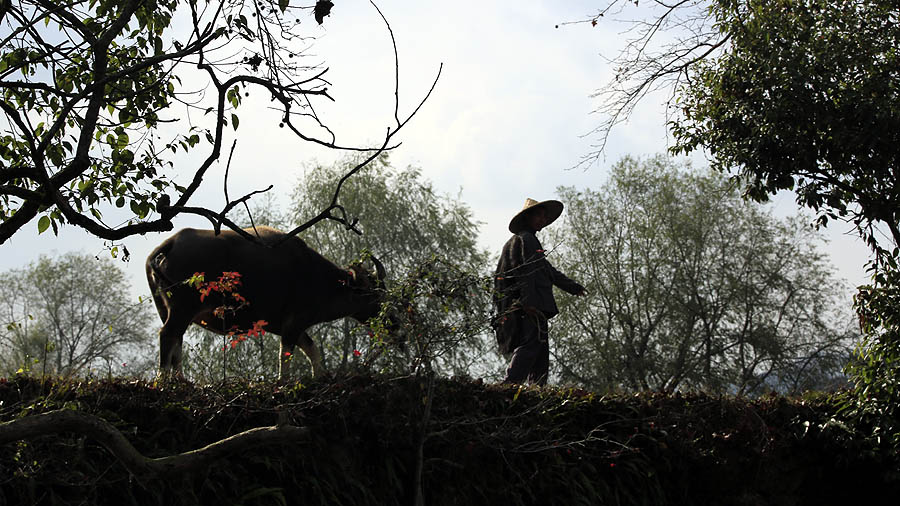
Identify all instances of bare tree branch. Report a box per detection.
[0,409,309,479]
[571,0,725,167]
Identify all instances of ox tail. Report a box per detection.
[146,240,176,324]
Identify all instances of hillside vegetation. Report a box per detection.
[0,374,898,506]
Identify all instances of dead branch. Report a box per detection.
[271,3,444,245]
[188,1,443,245]
[0,409,309,479]
[570,0,725,167]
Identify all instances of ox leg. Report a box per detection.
[279,331,323,380]
[279,335,296,381]
[297,331,324,378]
[158,311,193,378]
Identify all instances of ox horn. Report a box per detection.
[371,255,386,282]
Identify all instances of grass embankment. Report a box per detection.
[0,374,897,505]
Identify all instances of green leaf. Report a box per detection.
[231,114,240,131]
[279,0,289,12]
[37,216,50,234]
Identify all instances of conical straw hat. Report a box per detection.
[508,198,563,233]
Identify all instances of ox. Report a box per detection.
[146,226,388,379]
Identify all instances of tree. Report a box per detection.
[290,154,491,377]
[669,0,900,254]
[545,155,857,394]
[183,154,493,382]
[846,254,900,446]
[0,0,438,245]
[0,252,154,377]
[579,0,899,254]
[577,0,900,436]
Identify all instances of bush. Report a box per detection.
[845,251,900,446]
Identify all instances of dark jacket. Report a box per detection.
[493,229,583,353]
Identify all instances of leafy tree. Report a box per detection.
[289,154,490,377]
[669,0,900,253]
[845,252,900,446]
[0,252,154,377]
[183,154,493,382]
[545,156,857,394]
[579,0,899,437]
[0,0,437,245]
[580,0,898,253]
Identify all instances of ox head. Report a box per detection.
[347,255,407,347]
[346,254,388,322]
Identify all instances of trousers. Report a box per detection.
[503,312,550,385]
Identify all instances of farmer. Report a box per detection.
[493,198,587,385]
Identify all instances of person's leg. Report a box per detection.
[527,319,550,385]
[504,315,541,384]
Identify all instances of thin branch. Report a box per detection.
[369,0,401,127]
[223,139,237,205]
[574,0,727,166]
[273,3,442,244]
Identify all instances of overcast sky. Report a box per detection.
[0,0,871,304]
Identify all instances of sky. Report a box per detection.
[0,0,872,305]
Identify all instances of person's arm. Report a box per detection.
[548,264,586,296]
[520,232,586,296]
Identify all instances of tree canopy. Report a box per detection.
[670,0,900,252]
[289,155,491,377]
[0,0,436,245]
[582,0,899,253]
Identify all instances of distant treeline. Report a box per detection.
[0,155,857,395]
